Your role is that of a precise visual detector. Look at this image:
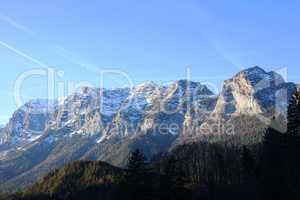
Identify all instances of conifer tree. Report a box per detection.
[127,149,147,172]
[125,149,148,200]
[287,89,300,135]
[261,119,286,200]
[242,146,255,181]
[286,89,300,198]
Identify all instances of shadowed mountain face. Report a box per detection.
[0,66,296,192]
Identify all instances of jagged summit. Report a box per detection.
[0,79,215,147]
[233,66,285,87]
[173,80,214,96]
[211,66,295,118]
[135,80,157,88]
[240,66,266,74]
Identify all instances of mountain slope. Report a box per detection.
[0,66,296,193]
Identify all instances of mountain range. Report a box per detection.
[0,66,296,192]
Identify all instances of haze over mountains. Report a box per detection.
[0,66,296,192]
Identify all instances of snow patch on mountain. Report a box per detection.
[0,68,296,154]
[100,88,130,116]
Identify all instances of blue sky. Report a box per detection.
[0,0,300,124]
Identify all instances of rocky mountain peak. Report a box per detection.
[240,65,266,75]
[212,66,294,118]
[130,81,159,101]
[0,99,57,146]
[233,66,285,87]
[172,80,214,96]
[135,81,157,89]
[77,86,98,94]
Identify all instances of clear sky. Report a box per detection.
[0,0,300,124]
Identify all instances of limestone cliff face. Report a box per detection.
[0,66,295,149]
[211,66,295,119]
[0,99,57,145]
[0,80,215,147]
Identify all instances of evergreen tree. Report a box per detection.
[163,155,188,200]
[261,119,287,200]
[287,89,300,135]
[242,146,255,181]
[127,149,147,172]
[125,149,149,200]
[261,90,300,200]
[165,156,186,187]
[286,89,300,198]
